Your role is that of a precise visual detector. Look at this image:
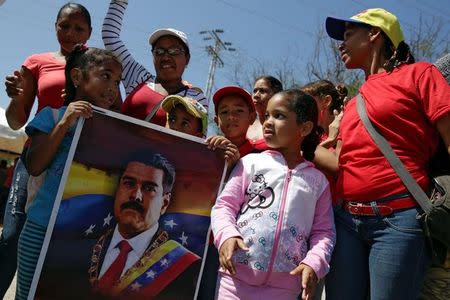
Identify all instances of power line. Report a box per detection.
[200,29,236,100]
[216,0,313,37]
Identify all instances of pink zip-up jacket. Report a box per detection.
[211,150,335,292]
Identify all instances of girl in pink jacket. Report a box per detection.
[211,89,335,300]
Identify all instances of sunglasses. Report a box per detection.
[152,47,185,57]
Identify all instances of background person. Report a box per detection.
[301,80,347,150]
[418,52,450,300]
[246,75,282,142]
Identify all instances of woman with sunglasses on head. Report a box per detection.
[102,0,207,127]
[322,8,450,300]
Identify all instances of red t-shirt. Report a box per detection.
[251,138,270,152]
[121,82,208,127]
[337,62,450,202]
[23,53,65,112]
[239,138,269,157]
[121,82,167,126]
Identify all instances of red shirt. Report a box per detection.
[121,82,208,127]
[23,53,65,112]
[337,62,450,202]
[121,82,167,126]
[239,138,270,157]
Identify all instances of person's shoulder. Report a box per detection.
[24,52,56,64]
[398,61,435,76]
[185,86,206,99]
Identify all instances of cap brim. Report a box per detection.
[325,16,365,41]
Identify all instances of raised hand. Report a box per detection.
[327,109,344,141]
[5,70,24,98]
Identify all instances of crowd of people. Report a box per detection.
[1,1,449,300]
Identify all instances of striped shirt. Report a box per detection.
[102,0,208,127]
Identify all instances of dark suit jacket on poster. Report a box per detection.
[36,229,201,300]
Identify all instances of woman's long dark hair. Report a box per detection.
[381,32,415,72]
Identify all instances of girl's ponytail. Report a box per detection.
[64,44,89,105]
[301,127,321,161]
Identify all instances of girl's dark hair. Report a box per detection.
[301,80,348,114]
[56,2,91,28]
[64,44,121,105]
[280,89,320,161]
[255,75,283,93]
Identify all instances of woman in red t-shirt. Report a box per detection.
[0,4,94,298]
[321,8,450,300]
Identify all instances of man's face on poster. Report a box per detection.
[114,161,170,238]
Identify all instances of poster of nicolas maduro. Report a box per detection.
[30,108,226,300]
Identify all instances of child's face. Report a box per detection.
[76,60,121,109]
[215,95,256,141]
[263,94,310,150]
[167,104,203,137]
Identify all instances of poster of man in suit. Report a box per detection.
[29,108,227,300]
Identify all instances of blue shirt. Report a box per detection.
[25,106,75,227]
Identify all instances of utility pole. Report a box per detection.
[199,29,235,100]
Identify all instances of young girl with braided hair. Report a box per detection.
[16,45,122,300]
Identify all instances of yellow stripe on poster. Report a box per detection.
[62,162,119,199]
[114,240,179,292]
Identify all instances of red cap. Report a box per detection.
[212,86,255,115]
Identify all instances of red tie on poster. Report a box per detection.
[97,240,132,290]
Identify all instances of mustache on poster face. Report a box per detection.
[120,200,144,214]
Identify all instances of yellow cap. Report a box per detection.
[326,8,404,48]
[161,95,208,135]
